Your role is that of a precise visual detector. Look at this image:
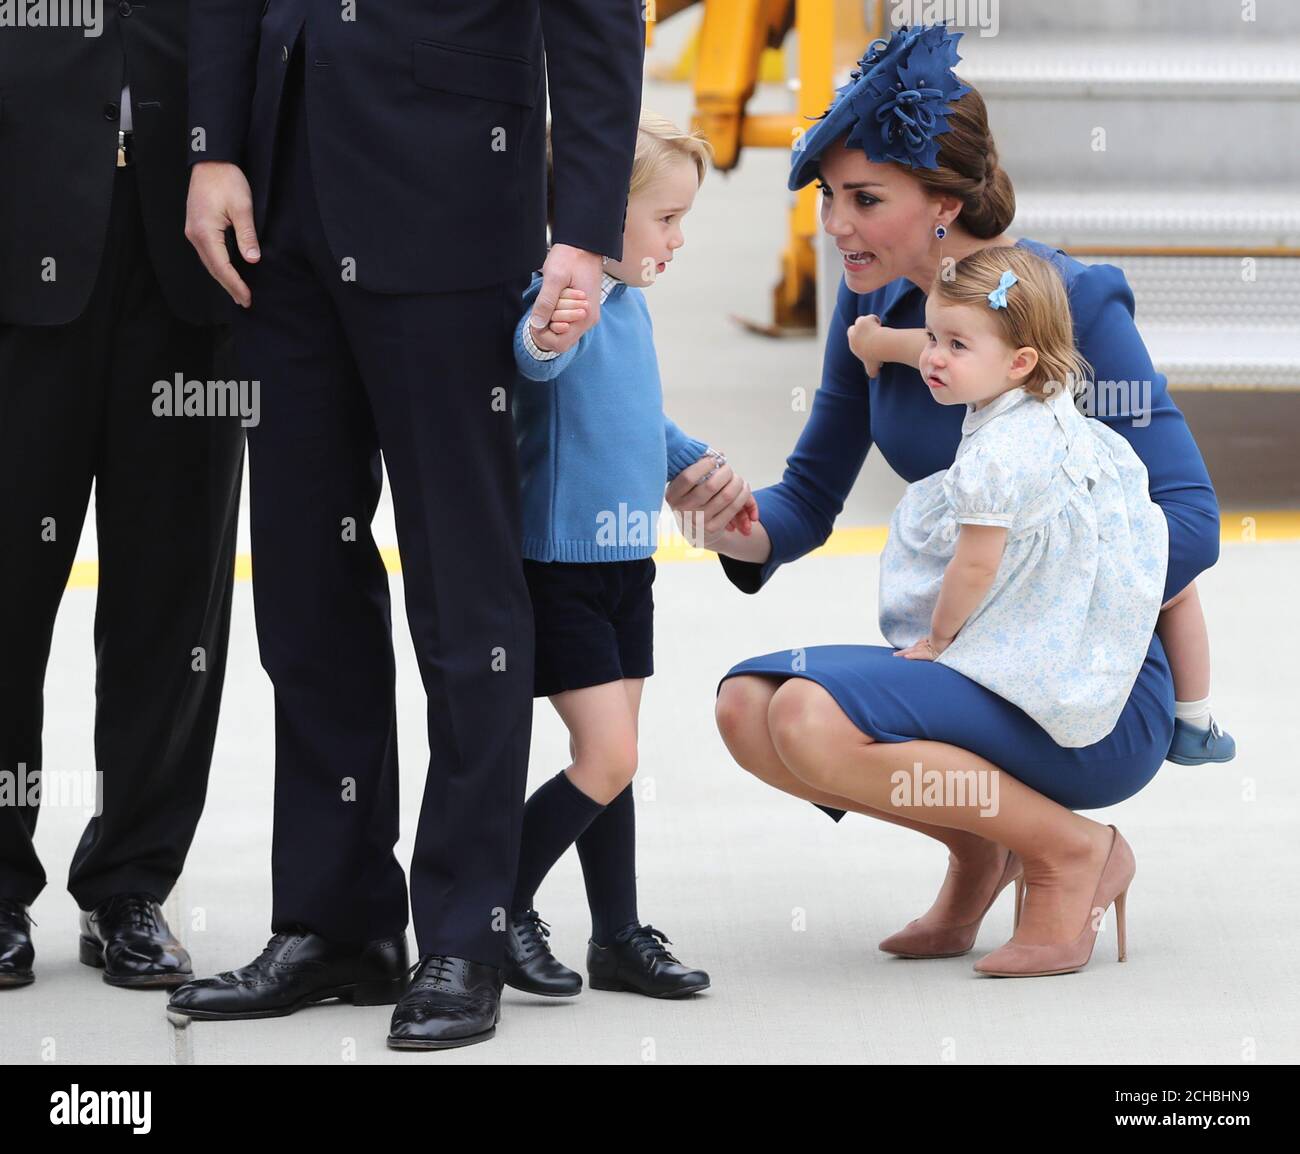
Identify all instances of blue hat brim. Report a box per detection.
[788,98,857,191]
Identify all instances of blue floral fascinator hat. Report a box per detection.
[789,23,971,191]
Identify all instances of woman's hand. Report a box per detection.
[847,314,885,378]
[666,450,758,550]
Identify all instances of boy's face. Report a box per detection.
[604,155,699,288]
[920,297,1035,408]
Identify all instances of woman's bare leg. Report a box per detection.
[716,676,1017,926]
[759,678,1118,945]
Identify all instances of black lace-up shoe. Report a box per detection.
[166,928,408,1018]
[387,954,502,1050]
[587,923,710,998]
[79,893,192,988]
[502,909,582,997]
[0,900,35,988]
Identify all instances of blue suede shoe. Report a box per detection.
[1167,716,1236,765]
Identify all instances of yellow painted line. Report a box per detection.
[58,511,1300,591]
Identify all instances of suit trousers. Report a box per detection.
[236,50,534,963]
[0,165,244,909]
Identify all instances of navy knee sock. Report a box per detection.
[512,770,606,915]
[575,782,639,945]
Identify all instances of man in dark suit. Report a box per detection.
[166,0,646,1049]
[0,4,245,989]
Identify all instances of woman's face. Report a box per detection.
[814,139,946,294]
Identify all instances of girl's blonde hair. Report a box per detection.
[931,246,1092,399]
[546,110,715,229]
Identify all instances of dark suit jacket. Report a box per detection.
[0,1,226,327]
[186,0,645,294]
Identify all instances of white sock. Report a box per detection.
[1175,696,1212,731]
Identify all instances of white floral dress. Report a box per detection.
[878,384,1169,748]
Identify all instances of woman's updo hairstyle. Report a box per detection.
[913,82,1015,240]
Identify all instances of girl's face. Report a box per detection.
[814,139,948,293]
[604,154,699,288]
[920,297,1038,408]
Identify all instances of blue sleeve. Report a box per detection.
[718,278,874,593]
[1068,262,1220,602]
[664,416,709,482]
[512,273,596,382]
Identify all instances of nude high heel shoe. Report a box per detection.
[973,825,1134,978]
[878,847,1024,959]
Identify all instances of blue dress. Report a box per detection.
[716,237,1220,813]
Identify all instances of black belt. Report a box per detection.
[116,129,135,167]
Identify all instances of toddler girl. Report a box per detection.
[506,111,755,998]
[864,246,1234,759]
[878,245,1180,747]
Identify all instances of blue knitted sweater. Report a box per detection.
[512,271,709,562]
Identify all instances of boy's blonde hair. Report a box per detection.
[930,246,1092,400]
[546,110,715,230]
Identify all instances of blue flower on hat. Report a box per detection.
[843,24,971,170]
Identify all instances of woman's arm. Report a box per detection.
[703,279,876,593]
[1069,262,1220,603]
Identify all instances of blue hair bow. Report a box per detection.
[987,270,1018,309]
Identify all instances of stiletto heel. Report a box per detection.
[879,848,1024,959]
[1013,875,1025,931]
[974,825,1136,978]
[1115,886,1128,962]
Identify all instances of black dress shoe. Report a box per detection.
[0,899,35,988]
[167,929,409,1019]
[79,893,193,989]
[502,909,581,997]
[387,955,502,1050]
[587,923,710,998]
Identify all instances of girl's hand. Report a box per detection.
[893,635,952,661]
[531,287,589,349]
[848,314,885,378]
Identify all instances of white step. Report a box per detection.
[949,36,1300,182]
[955,36,1300,96]
[1069,253,1300,329]
[886,0,1300,38]
[1011,188,1300,249]
[1141,325,1300,388]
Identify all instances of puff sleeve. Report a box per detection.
[943,444,1020,529]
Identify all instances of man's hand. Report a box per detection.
[529,287,590,352]
[185,161,260,308]
[531,244,603,353]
